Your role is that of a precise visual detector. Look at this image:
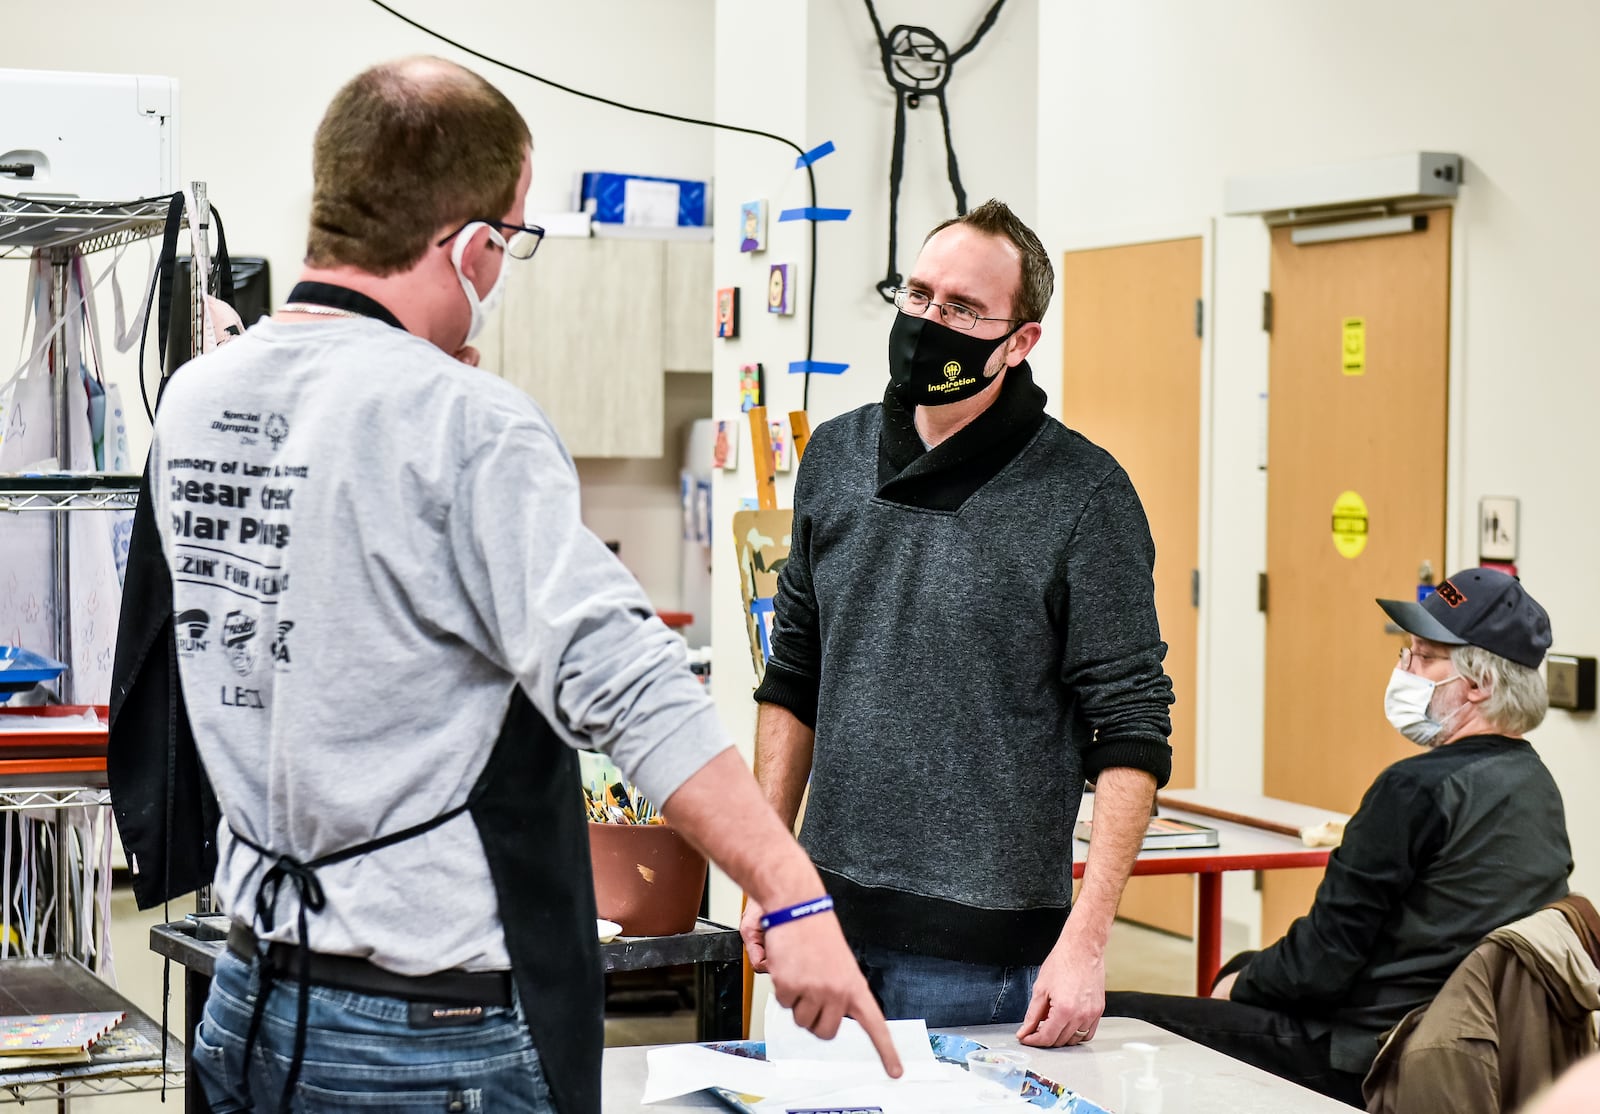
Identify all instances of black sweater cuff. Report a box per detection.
[752,659,820,730]
[1083,736,1172,788]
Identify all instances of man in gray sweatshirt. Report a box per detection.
[746,201,1175,1049]
[146,56,899,1114]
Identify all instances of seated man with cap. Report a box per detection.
[1104,567,1573,1107]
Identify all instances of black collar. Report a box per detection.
[285,281,406,331]
[876,360,1049,511]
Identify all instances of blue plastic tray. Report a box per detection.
[0,646,67,703]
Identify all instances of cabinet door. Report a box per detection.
[495,238,665,457]
[662,241,713,373]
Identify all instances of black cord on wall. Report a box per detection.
[365,0,824,409]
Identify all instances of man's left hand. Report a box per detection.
[1016,945,1106,1047]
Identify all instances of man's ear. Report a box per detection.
[1006,322,1043,367]
[1464,677,1492,704]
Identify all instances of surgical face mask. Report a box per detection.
[887,312,1016,406]
[1384,667,1463,747]
[449,222,509,344]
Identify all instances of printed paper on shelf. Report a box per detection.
[0,1012,124,1055]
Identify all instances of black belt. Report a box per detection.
[227,924,512,1007]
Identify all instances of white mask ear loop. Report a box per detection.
[449,222,508,345]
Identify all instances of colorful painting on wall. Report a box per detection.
[712,418,741,471]
[739,200,767,253]
[738,363,764,413]
[715,287,740,338]
[768,263,794,315]
[769,416,793,473]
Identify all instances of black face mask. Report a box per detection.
[887,312,1018,406]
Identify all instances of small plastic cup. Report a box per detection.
[966,1047,1032,1093]
[1119,1066,1195,1114]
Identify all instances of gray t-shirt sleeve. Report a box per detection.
[445,421,730,805]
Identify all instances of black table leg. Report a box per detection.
[696,959,742,1041]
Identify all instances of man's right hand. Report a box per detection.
[760,908,902,1078]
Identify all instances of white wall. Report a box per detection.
[575,371,710,611]
[1,0,714,464]
[707,0,1040,930]
[1036,0,1600,897]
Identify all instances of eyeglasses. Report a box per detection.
[892,287,1021,331]
[1398,646,1453,672]
[436,219,546,261]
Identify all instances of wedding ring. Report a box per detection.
[1073,1029,1091,1037]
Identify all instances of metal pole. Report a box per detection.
[189,182,209,364]
[47,253,71,704]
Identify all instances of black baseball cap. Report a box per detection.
[1377,568,1552,669]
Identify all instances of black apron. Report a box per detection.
[232,687,602,1114]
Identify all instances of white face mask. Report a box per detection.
[1384,667,1463,747]
[449,222,509,344]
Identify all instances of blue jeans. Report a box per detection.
[853,942,1039,1028]
[194,949,556,1112]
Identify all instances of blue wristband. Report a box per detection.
[760,896,835,932]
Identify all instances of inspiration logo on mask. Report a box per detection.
[928,360,977,396]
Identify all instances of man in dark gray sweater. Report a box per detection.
[745,200,1175,1048]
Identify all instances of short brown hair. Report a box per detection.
[306,57,531,275]
[926,200,1054,324]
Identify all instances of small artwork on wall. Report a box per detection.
[738,363,764,413]
[769,416,793,473]
[715,287,740,338]
[739,200,767,253]
[712,417,741,471]
[768,263,795,315]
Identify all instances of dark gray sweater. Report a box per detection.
[755,363,1174,965]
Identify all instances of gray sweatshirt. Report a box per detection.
[755,364,1174,965]
[150,315,728,974]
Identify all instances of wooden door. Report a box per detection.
[1261,210,1451,942]
[1061,238,1203,937]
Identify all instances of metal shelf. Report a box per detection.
[0,474,142,513]
[0,194,174,261]
[0,956,183,1104]
[0,785,110,812]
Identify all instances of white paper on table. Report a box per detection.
[752,1063,1033,1114]
[763,997,937,1068]
[641,1045,801,1105]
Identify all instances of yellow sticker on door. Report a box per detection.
[1342,317,1366,376]
[1331,490,1369,559]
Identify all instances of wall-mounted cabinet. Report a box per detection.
[488,237,711,458]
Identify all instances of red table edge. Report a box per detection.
[1073,847,1333,994]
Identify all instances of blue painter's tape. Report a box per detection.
[794,140,836,168]
[778,207,852,223]
[788,360,849,376]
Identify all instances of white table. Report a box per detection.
[601,1018,1355,1113]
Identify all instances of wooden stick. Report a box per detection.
[747,405,777,510]
[1156,793,1304,839]
[789,410,812,463]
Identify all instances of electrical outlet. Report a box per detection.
[1546,654,1596,712]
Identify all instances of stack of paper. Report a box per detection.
[0,1011,124,1070]
[641,1000,1032,1112]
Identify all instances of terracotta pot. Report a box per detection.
[587,821,707,937]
